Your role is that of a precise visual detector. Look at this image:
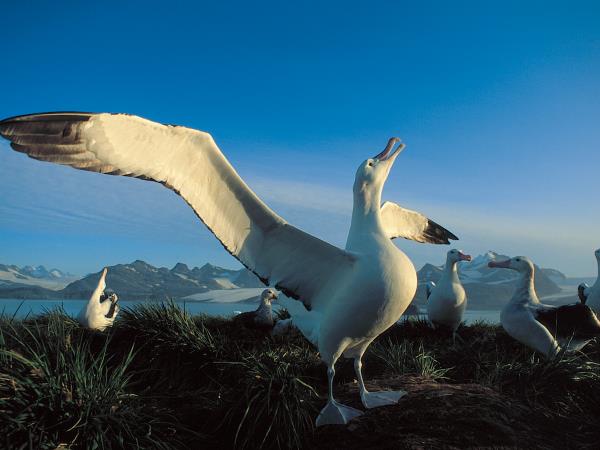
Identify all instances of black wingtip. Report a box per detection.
[426,219,459,245]
[0,111,95,125]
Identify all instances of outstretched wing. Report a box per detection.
[535,303,600,339]
[91,268,108,304]
[380,201,458,244]
[0,112,355,309]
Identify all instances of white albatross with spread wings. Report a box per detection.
[0,112,457,425]
[77,267,120,331]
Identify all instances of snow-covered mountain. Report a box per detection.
[0,253,583,307]
[0,260,264,300]
[60,260,264,300]
[0,263,78,290]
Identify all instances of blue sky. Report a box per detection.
[1,1,599,276]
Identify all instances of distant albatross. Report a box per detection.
[578,248,600,314]
[233,288,278,330]
[489,256,600,357]
[426,249,471,342]
[0,112,457,426]
[77,267,120,331]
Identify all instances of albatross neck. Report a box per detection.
[443,258,460,283]
[511,269,539,305]
[256,298,272,316]
[346,183,386,250]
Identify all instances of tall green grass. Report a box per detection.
[369,338,449,380]
[1,306,599,449]
[0,308,194,449]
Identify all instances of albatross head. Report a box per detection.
[261,288,278,304]
[447,249,472,264]
[595,248,600,260]
[353,137,405,201]
[488,256,534,274]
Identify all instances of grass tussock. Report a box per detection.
[369,338,449,381]
[0,305,599,449]
[0,308,193,450]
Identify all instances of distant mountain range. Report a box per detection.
[0,260,263,300]
[0,264,78,291]
[0,253,590,308]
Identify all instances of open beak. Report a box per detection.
[374,137,405,163]
[488,260,511,269]
[459,252,472,262]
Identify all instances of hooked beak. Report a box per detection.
[374,137,405,164]
[488,260,511,269]
[459,252,472,262]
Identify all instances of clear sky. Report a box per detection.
[0,1,599,276]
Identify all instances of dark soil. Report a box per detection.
[313,376,590,450]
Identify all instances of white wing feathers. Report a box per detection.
[92,268,108,307]
[0,112,354,308]
[380,201,458,244]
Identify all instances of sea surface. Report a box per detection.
[0,298,501,324]
[0,298,272,320]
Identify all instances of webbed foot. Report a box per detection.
[360,390,406,409]
[316,400,363,426]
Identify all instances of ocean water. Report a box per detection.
[0,298,270,320]
[0,298,501,324]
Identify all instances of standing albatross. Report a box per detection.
[426,249,472,342]
[0,112,457,425]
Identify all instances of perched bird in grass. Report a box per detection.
[577,248,600,314]
[489,256,600,357]
[77,268,120,331]
[233,288,278,330]
[426,249,471,343]
[0,113,457,427]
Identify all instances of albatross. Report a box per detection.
[0,112,458,425]
[233,288,278,330]
[77,267,120,331]
[426,249,471,342]
[578,248,600,314]
[489,256,600,357]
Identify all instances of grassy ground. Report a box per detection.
[0,304,599,450]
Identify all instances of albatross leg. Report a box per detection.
[354,357,406,409]
[452,330,465,346]
[316,362,363,426]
